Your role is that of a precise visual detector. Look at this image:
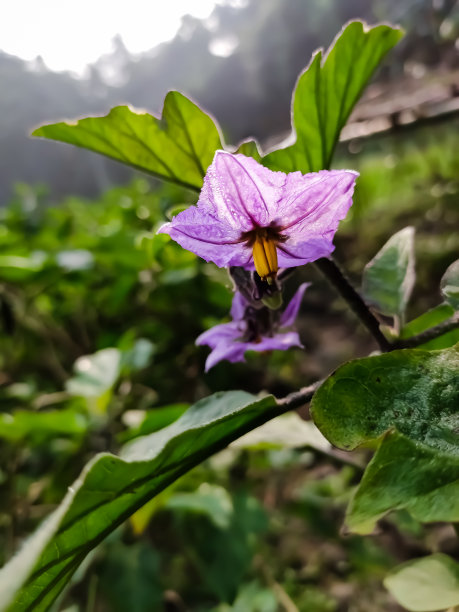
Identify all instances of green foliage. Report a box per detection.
[0,392,280,611]
[32,92,224,192]
[441,258,459,310]
[401,303,459,349]
[166,483,233,530]
[65,348,122,413]
[384,554,459,612]
[173,492,268,602]
[0,409,87,444]
[362,226,415,324]
[311,345,459,452]
[346,430,459,534]
[98,540,163,612]
[263,22,403,172]
[311,346,459,532]
[401,303,454,338]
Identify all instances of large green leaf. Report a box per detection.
[384,553,459,612]
[32,91,223,192]
[0,391,281,611]
[362,226,415,323]
[310,346,459,532]
[263,21,403,173]
[346,430,459,534]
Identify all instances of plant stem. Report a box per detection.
[392,313,459,349]
[277,380,323,410]
[315,257,392,352]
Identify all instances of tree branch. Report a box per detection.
[315,257,392,352]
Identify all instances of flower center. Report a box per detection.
[252,232,278,283]
[241,224,285,284]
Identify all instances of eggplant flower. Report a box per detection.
[158,151,357,282]
[196,283,309,371]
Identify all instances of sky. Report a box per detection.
[0,0,221,74]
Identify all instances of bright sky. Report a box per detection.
[1,0,220,74]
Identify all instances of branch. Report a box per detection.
[315,257,392,352]
[392,313,459,349]
[277,379,323,410]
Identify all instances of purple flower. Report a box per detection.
[196,283,309,371]
[158,151,357,282]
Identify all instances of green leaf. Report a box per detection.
[310,346,459,532]
[263,21,403,172]
[176,492,267,602]
[346,430,459,534]
[0,409,87,443]
[362,226,415,323]
[232,412,330,452]
[119,404,188,443]
[384,553,459,612]
[32,91,224,192]
[235,139,262,162]
[401,303,459,350]
[99,540,162,612]
[311,345,459,452]
[0,391,281,611]
[401,303,454,339]
[166,483,233,529]
[65,348,122,414]
[441,259,459,310]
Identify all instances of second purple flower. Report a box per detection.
[158,151,358,282]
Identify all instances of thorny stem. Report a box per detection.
[315,257,392,352]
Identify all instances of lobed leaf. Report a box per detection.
[310,345,459,532]
[263,21,403,173]
[384,553,459,611]
[32,92,224,192]
[361,226,415,323]
[0,391,281,611]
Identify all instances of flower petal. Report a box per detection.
[280,282,310,327]
[200,151,285,230]
[246,331,303,353]
[158,206,251,268]
[204,341,248,371]
[277,235,335,267]
[196,321,242,350]
[230,291,248,321]
[278,170,357,240]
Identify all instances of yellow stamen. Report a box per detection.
[252,233,278,283]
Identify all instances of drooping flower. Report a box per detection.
[196,283,309,371]
[158,151,357,282]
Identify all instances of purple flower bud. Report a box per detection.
[196,283,309,371]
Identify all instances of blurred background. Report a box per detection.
[0,0,458,610]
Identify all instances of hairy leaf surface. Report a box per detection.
[311,346,459,532]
